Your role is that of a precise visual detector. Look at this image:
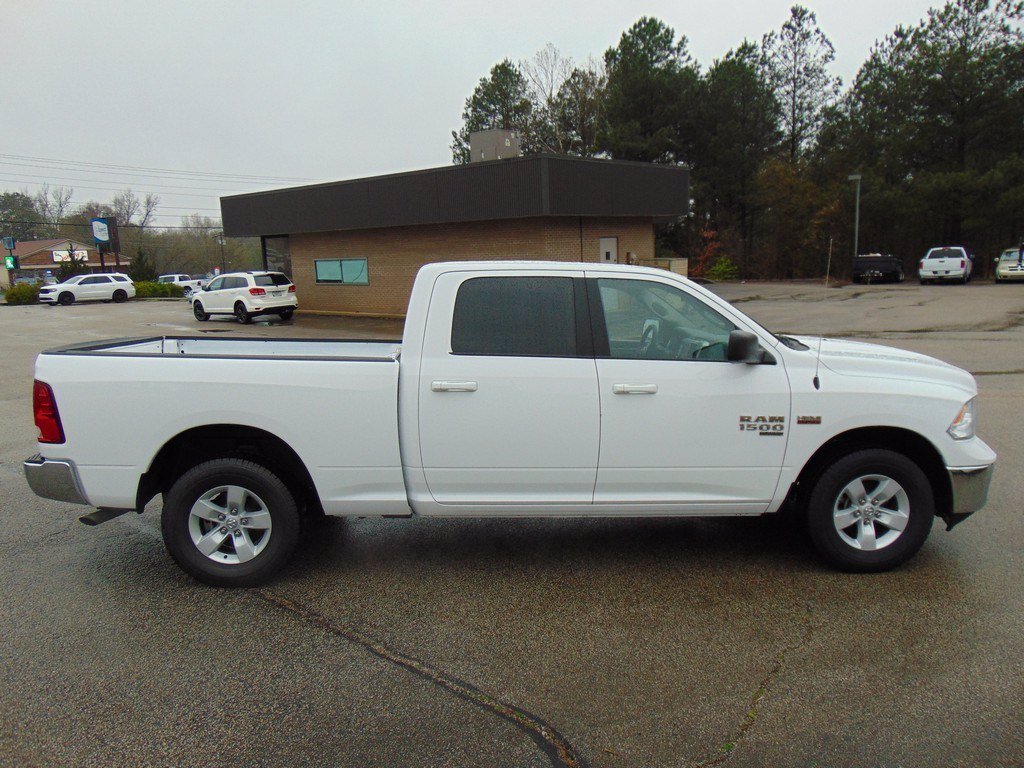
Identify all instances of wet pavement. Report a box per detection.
[1,283,1022,767]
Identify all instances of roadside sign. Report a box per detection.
[91,218,110,243]
[4,255,15,269]
[1,236,14,251]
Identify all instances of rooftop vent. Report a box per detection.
[468,129,521,162]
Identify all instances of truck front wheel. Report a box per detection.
[806,449,934,572]
[161,458,300,587]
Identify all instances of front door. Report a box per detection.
[588,275,790,512]
[417,272,599,507]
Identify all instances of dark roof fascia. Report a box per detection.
[221,154,689,237]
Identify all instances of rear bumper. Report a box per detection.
[23,454,90,505]
[948,463,994,515]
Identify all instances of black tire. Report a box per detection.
[234,301,252,324]
[193,301,210,321]
[112,289,127,303]
[161,458,301,587]
[806,449,934,572]
[278,307,295,321]
[58,291,74,306]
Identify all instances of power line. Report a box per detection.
[0,175,224,198]
[0,159,295,187]
[0,153,314,183]
[0,218,223,231]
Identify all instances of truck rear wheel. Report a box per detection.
[161,458,300,587]
[806,449,934,572]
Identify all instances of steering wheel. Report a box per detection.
[693,341,726,360]
[640,325,658,357]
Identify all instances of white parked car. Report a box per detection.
[24,262,995,586]
[919,247,973,284]
[191,270,296,323]
[157,274,205,296]
[38,273,136,305]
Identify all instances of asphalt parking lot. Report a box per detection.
[1,283,1022,768]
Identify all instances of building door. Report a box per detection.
[599,237,618,263]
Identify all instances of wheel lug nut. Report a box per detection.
[219,527,227,534]
[234,530,242,538]
[240,517,249,525]
[217,513,226,521]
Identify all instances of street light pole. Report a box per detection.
[848,174,862,259]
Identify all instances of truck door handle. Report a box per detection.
[612,383,658,395]
[431,380,478,392]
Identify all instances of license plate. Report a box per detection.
[271,290,283,297]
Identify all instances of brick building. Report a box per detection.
[6,239,129,286]
[220,154,689,317]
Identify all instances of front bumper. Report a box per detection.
[38,293,56,303]
[948,463,994,515]
[23,454,90,505]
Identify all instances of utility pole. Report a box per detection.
[848,174,862,258]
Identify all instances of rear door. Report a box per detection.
[79,275,111,300]
[588,274,790,512]
[417,271,600,506]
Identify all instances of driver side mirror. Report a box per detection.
[727,330,765,364]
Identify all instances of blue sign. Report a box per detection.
[91,218,111,244]
[1,236,14,252]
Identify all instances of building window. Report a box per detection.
[315,258,369,285]
[262,236,292,276]
[451,276,577,357]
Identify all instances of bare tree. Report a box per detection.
[111,188,142,226]
[521,43,575,153]
[139,193,160,229]
[34,184,74,231]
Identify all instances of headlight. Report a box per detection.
[948,398,976,440]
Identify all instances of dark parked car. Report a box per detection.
[852,253,905,283]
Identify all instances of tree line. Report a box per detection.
[451,1,1024,279]
[0,186,260,279]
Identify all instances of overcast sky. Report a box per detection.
[2,0,938,227]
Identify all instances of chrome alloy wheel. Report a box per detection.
[832,474,909,551]
[187,485,272,564]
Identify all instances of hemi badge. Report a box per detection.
[797,416,822,425]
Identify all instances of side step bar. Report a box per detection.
[79,508,131,526]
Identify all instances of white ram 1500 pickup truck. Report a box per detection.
[25,262,996,586]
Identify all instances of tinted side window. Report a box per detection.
[207,278,224,291]
[451,277,577,357]
[112,275,128,282]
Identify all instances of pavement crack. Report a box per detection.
[692,600,816,768]
[257,589,588,768]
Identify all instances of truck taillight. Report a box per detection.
[249,287,266,296]
[919,260,924,270]
[33,380,65,444]
[960,259,965,268]
[288,284,296,292]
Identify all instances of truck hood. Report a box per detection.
[793,337,976,394]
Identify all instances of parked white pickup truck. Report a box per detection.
[24,262,995,586]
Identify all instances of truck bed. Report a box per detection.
[44,336,403,361]
[34,335,408,515]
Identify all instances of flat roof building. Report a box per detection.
[220,154,689,316]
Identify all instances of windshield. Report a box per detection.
[927,248,963,259]
[1000,250,1020,261]
[157,276,173,283]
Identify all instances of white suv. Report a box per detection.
[38,273,136,305]
[191,271,297,323]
